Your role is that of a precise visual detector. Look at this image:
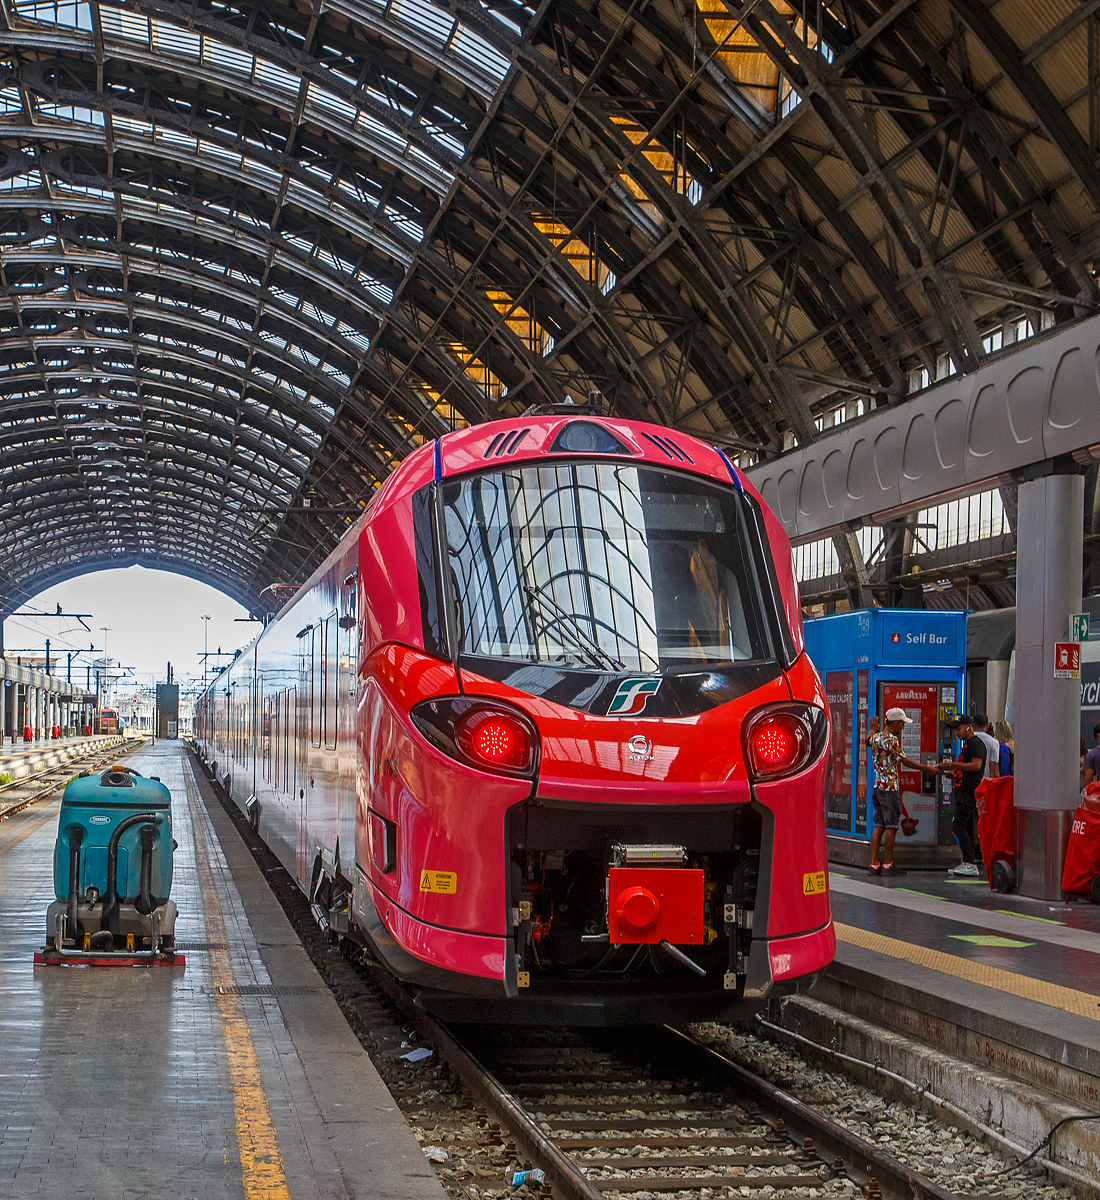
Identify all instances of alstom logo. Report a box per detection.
[607,678,661,715]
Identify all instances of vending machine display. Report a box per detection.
[804,609,967,852]
[880,682,941,846]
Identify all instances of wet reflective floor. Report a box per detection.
[0,741,444,1200]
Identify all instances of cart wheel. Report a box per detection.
[1090,875,1100,904]
[991,860,1015,894]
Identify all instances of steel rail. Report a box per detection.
[357,956,603,1200]
[0,738,145,820]
[655,1024,962,1200]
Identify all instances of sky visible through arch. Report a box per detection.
[4,567,251,709]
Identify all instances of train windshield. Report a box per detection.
[441,463,771,673]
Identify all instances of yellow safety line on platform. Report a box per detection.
[835,922,1100,1021]
[185,768,292,1200]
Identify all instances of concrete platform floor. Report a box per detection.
[830,861,1100,997]
[0,740,446,1200]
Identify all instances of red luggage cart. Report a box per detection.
[1062,784,1100,901]
[976,776,1016,893]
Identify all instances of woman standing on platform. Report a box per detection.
[994,719,1014,777]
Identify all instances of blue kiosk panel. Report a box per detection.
[804,609,967,848]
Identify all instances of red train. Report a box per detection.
[195,413,834,1023]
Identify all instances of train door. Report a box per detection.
[878,682,956,847]
[324,612,338,752]
[252,664,261,801]
[298,664,310,885]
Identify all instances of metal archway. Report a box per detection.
[1,0,1097,612]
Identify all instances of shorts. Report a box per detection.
[872,788,901,831]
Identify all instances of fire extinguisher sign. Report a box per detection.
[1054,642,1081,679]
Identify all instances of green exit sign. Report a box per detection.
[1072,613,1090,642]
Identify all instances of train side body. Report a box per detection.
[196,416,833,1023]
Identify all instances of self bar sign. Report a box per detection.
[1055,642,1081,679]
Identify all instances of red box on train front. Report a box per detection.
[607,867,704,945]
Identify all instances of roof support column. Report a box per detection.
[1013,467,1084,899]
[833,530,876,610]
[0,677,6,748]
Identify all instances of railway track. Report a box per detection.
[0,737,145,819]
[366,978,961,1200]
[200,749,964,1200]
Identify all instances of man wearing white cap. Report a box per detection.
[866,708,942,876]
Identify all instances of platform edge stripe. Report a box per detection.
[834,922,1100,1021]
[184,766,293,1200]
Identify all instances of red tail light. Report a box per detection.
[752,718,802,770]
[457,711,531,769]
[411,698,540,778]
[743,704,828,781]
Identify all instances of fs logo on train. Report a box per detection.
[607,678,661,715]
[802,871,827,895]
[420,870,458,894]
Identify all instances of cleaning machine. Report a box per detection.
[35,764,184,966]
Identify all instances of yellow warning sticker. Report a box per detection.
[420,870,458,894]
[802,871,827,896]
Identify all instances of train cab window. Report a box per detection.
[439,462,771,673]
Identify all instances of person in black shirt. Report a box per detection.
[938,715,987,877]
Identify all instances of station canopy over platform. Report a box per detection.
[1,0,1098,613]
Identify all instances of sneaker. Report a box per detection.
[948,862,981,876]
[867,863,882,876]
[881,864,907,876]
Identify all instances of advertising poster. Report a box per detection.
[1081,652,1100,747]
[825,670,854,832]
[856,670,869,835]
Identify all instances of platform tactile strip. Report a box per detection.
[835,921,1100,1020]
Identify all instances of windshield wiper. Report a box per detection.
[523,584,625,672]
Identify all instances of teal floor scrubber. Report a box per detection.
[35,764,184,966]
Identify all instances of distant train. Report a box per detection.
[99,708,119,734]
[195,413,834,1023]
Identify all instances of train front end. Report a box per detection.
[354,415,834,1024]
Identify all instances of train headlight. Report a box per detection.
[743,703,828,781]
[411,697,540,779]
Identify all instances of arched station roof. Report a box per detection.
[1,0,1097,613]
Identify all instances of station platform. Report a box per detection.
[0,739,446,1200]
[0,735,123,780]
[770,862,1100,1189]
